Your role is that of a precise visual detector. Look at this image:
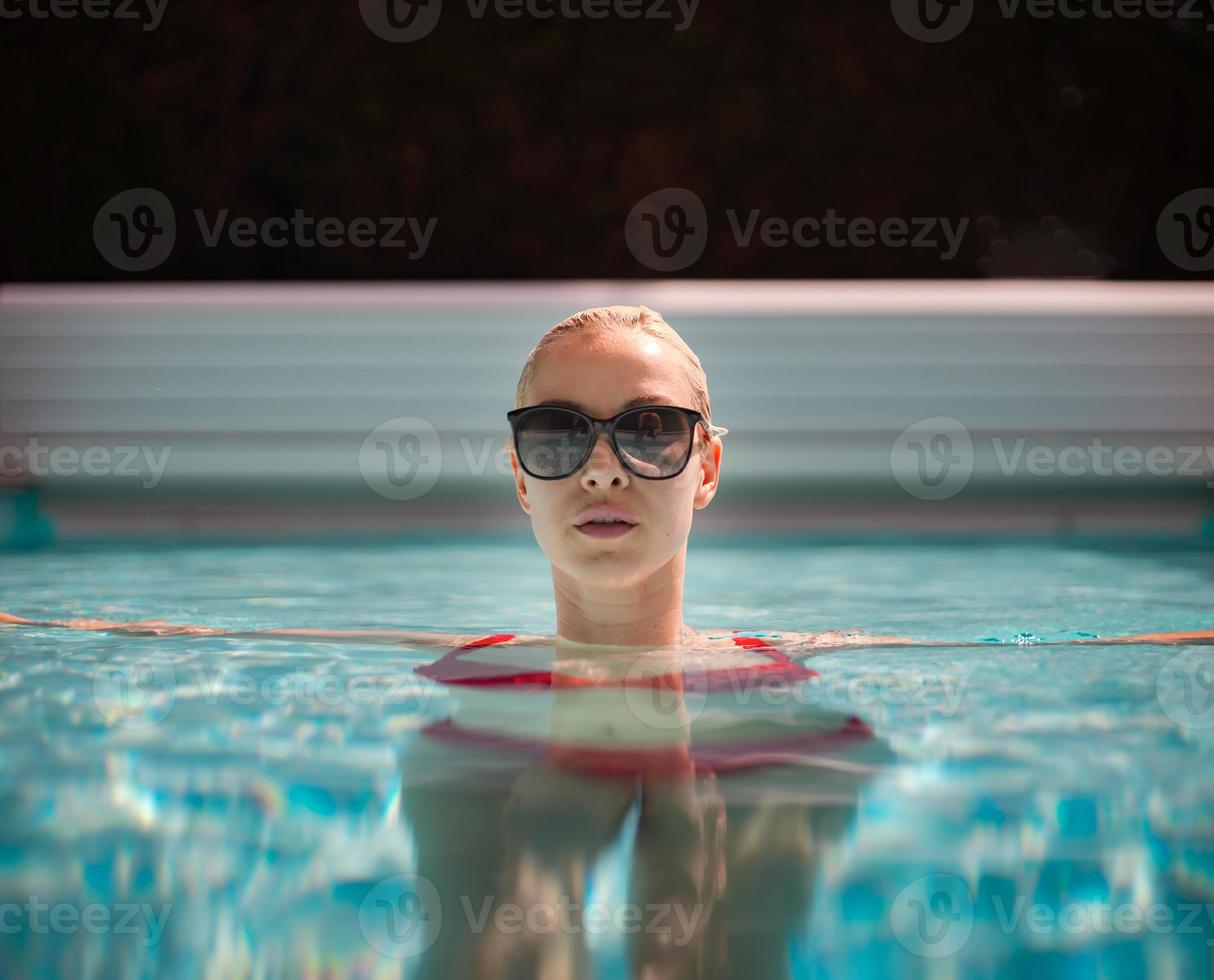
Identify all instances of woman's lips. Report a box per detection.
[575,521,637,540]
[572,503,639,539]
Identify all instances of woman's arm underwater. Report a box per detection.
[0,612,546,650]
[778,627,1214,652]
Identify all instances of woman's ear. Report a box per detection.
[509,449,531,514]
[693,436,722,510]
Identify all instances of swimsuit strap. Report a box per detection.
[414,631,819,691]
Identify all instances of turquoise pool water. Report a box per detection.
[1,534,1213,978]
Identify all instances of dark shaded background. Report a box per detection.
[3,0,1213,280]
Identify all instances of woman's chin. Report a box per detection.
[558,549,656,589]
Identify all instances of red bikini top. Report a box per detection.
[413,634,873,781]
[413,632,820,692]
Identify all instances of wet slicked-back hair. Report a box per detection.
[513,305,713,422]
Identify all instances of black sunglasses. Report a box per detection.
[506,404,729,481]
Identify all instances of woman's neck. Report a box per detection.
[550,552,692,649]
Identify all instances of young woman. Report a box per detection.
[3,305,1211,978]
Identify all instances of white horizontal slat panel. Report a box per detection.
[2,281,1212,491]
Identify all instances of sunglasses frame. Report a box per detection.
[506,404,729,481]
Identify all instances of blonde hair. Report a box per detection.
[513,305,713,422]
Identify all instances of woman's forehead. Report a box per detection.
[529,329,694,401]
[536,330,689,383]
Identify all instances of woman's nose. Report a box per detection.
[579,433,629,489]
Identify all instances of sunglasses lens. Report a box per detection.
[615,408,693,478]
[515,408,591,478]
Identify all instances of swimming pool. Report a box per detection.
[2,533,1212,978]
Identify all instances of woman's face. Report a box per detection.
[511,328,722,588]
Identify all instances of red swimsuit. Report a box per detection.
[413,633,874,781]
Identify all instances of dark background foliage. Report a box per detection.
[3,0,1212,280]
